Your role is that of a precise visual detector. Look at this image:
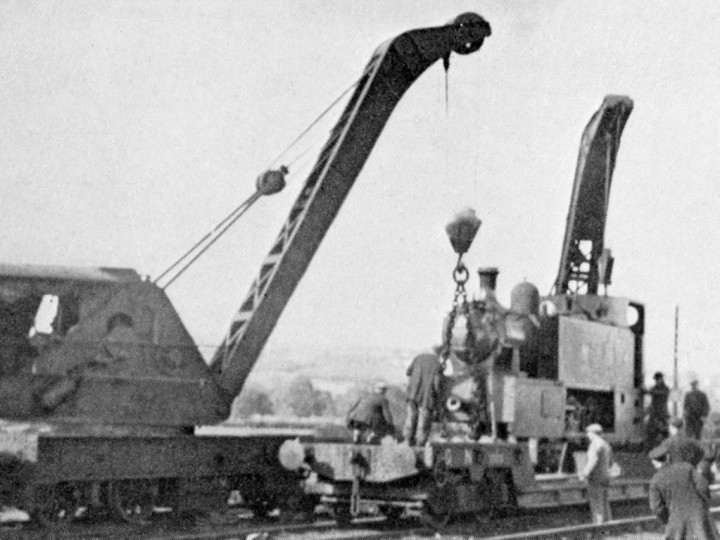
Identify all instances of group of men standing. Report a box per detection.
[646,371,710,447]
[646,413,719,539]
[642,371,717,539]
[580,371,718,539]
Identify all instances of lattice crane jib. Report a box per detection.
[554,95,633,295]
[210,14,492,400]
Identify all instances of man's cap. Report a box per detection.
[585,423,603,434]
[648,444,667,461]
[669,417,684,429]
[433,343,449,356]
[653,371,664,380]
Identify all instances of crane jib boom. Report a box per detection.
[210,13,491,400]
[554,95,633,295]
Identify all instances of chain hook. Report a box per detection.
[453,264,469,288]
[452,256,470,307]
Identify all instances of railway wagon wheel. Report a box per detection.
[31,483,76,526]
[240,474,279,519]
[248,495,277,519]
[420,502,451,529]
[420,459,463,529]
[29,485,69,528]
[484,469,518,518]
[332,503,353,526]
[109,480,155,524]
[422,480,455,529]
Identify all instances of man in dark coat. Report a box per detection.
[402,348,443,446]
[649,461,720,540]
[649,417,704,467]
[346,382,395,444]
[684,379,710,440]
[646,371,670,449]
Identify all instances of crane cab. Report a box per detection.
[0,264,227,425]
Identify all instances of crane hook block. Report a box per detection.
[256,166,288,196]
[445,208,481,256]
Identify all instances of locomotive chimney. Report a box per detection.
[477,267,499,302]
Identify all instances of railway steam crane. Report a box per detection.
[0,14,491,523]
[553,95,634,296]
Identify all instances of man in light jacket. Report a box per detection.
[578,423,613,524]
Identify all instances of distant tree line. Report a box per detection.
[232,376,337,419]
[231,375,406,430]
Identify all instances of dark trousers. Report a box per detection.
[402,401,432,446]
[646,416,669,449]
[686,417,704,439]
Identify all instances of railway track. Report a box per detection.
[484,507,720,540]
[3,494,719,539]
[0,514,395,540]
[0,500,659,540]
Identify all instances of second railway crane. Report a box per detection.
[554,95,634,295]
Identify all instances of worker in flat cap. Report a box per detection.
[578,423,613,524]
[649,417,704,468]
[649,458,720,540]
[684,378,710,440]
[645,371,670,449]
[402,345,444,446]
[346,381,395,444]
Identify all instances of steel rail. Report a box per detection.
[4,494,720,539]
[483,506,720,540]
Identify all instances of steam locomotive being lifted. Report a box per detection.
[279,95,653,525]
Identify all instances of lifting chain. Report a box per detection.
[442,256,473,361]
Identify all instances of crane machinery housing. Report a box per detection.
[0,13,491,524]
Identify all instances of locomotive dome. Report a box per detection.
[510,281,540,316]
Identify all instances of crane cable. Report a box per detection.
[267,73,364,169]
[155,70,370,289]
[155,190,263,289]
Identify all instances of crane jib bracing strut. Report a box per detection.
[210,13,492,399]
[554,95,633,295]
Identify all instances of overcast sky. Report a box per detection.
[2,1,719,386]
